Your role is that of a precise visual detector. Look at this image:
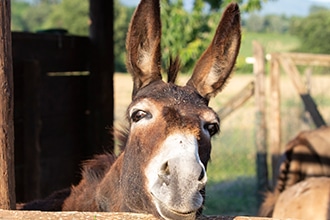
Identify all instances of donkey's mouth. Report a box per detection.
[151,193,199,220]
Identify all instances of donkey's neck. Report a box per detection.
[96,153,126,211]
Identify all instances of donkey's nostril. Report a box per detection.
[198,168,206,182]
[160,161,170,176]
[158,162,170,186]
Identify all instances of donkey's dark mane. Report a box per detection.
[167,56,181,83]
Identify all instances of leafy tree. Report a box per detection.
[11,0,54,32]
[11,0,275,72]
[245,14,264,32]
[264,14,289,33]
[203,0,269,12]
[114,0,134,72]
[43,0,89,35]
[11,0,31,31]
[290,9,330,54]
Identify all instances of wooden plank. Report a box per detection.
[282,52,330,67]
[0,210,282,220]
[269,54,281,188]
[279,56,326,127]
[278,56,307,94]
[12,32,91,72]
[253,41,268,206]
[23,61,41,201]
[0,0,16,209]
[88,0,114,154]
[217,81,254,120]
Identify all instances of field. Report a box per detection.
[113,32,330,216]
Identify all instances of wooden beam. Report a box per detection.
[281,52,330,67]
[0,0,16,209]
[269,53,281,188]
[279,56,326,127]
[88,0,114,154]
[253,41,268,205]
[12,32,91,72]
[279,56,306,94]
[0,210,285,220]
[217,81,254,120]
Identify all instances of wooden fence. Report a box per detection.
[217,42,330,204]
[269,52,330,186]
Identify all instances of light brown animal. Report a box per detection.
[273,177,330,220]
[259,126,330,219]
[21,0,241,219]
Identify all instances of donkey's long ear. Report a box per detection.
[126,0,162,97]
[187,3,241,100]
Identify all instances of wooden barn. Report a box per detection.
[0,0,114,207]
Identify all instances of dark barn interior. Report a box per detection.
[10,0,114,203]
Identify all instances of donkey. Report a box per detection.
[258,126,330,219]
[21,0,241,219]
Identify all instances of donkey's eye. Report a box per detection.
[204,123,219,136]
[131,110,149,122]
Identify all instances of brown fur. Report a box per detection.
[273,177,330,220]
[20,1,241,219]
[259,126,330,217]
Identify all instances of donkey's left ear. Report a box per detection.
[187,3,241,100]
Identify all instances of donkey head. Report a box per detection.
[120,0,241,219]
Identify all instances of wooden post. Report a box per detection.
[0,0,16,209]
[217,81,254,120]
[279,56,326,128]
[253,41,268,205]
[269,54,281,188]
[23,61,41,201]
[88,0,114,154]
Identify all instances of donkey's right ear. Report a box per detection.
[126,0,162,97]
[187,3,241,101]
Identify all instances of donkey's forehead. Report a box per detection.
[132,81,208,106]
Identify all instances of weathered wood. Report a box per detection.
[0,210,280,220]
[217,81,254,120]
[12,32,90,72]
[282,52,330,67]
[0,0,16,209]
[23,61,41,201]
[269,54,281,188]
[279,56,326,127]
[279,56,306,94]
[88,0,114,154]
[253,41,268,205]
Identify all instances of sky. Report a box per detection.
[121,0,330,17]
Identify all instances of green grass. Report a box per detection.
[203,117,258,216]
[204,177,258,216]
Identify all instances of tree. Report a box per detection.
[264,14,289,33]
[203,0,269,11]
[11,0,30,31]
[43,0,89,35]
[245,14,264,32]
[290,9,330,54]
[11,0,54,32]
[161,0,219,72]
[11,0,275,72]
[114,0,134,72]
